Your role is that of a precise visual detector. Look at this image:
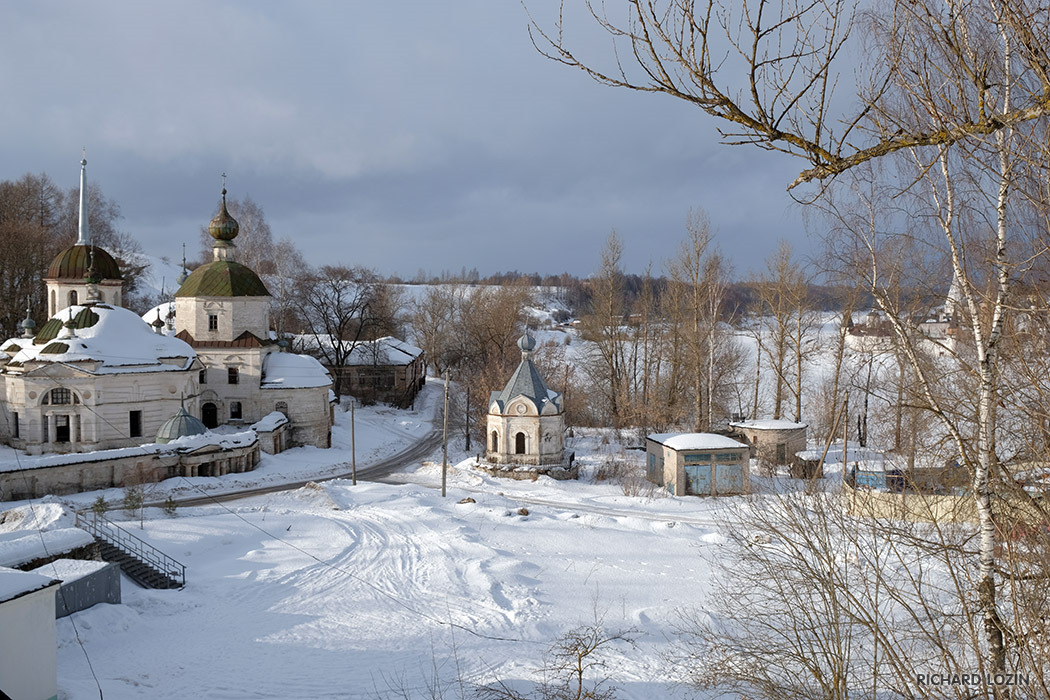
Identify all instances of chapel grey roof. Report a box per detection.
[156,405,208,444]
[489,332,562,415]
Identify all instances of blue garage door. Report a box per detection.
[715,463,744,493]
[684,464,712,495]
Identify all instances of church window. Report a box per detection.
[515,432,526,454]
[209,314,218,331]
[68,290,78,307]
[230,401,242,420]
[491,430,499,452]
[228,367,239,384]
[45,388,72,405]
[50,290,56,316]
[199,369,207,384]
[12,412,18,438]
[129,410,142,438]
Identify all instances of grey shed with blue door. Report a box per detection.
[646,433,751,496]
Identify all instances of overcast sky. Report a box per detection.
[1,1,814,279]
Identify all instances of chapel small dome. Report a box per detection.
[517,331,536,353]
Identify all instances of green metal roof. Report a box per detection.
[40,341,69,354]
[174,260,270,298]
[46,244,122,280]
[33,308,100,345]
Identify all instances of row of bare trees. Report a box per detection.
[576,223,821,435]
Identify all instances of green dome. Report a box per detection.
[156,405,208,444]
[208,190,239,242]
[174,260,270,298]
[46,244,122,281]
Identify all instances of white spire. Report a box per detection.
[76,151,90,246]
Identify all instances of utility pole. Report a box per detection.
[442,369,449,498]
[351,399,357,486]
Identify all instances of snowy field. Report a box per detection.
[0,381,784,700]
[1,304,883,700]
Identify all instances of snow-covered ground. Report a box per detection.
[0,380,794,700]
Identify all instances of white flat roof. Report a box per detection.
[647,433,747,451]
[730,419,807,430]
[0,566,58,604]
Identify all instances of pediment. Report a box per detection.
[23,361,97,378]
[506,398,537,416]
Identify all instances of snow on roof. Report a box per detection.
[647,433,747,451]
[30,558,111,583]
[0,527,95,568]
[6,304,195,373]
[730,419,808,431]
[261,352,332,389]
[0,429,258,473]
[141,301,177,334]
[0,566,58,604]
[296,336,424,366]
[252,411,289,433]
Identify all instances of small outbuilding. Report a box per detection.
[0,567,60,700]
[729,419,808,467]
[646,433,750,496]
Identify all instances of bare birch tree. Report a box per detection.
[528,0,1050,689]
[580,233,631,427]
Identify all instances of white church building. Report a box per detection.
[0,158,333,461]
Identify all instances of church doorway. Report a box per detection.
[55,415,71,443]
[202,402,218,429]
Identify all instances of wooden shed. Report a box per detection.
[646,433,751,496]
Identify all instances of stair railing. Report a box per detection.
[75,510,186,588]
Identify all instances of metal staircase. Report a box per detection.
[75,511,185,589]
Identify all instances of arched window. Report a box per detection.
[42,388,79,405]
[515,432,526,454]
[50,290,56,316]
[68,290,78,307]
[491,431,499,452]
